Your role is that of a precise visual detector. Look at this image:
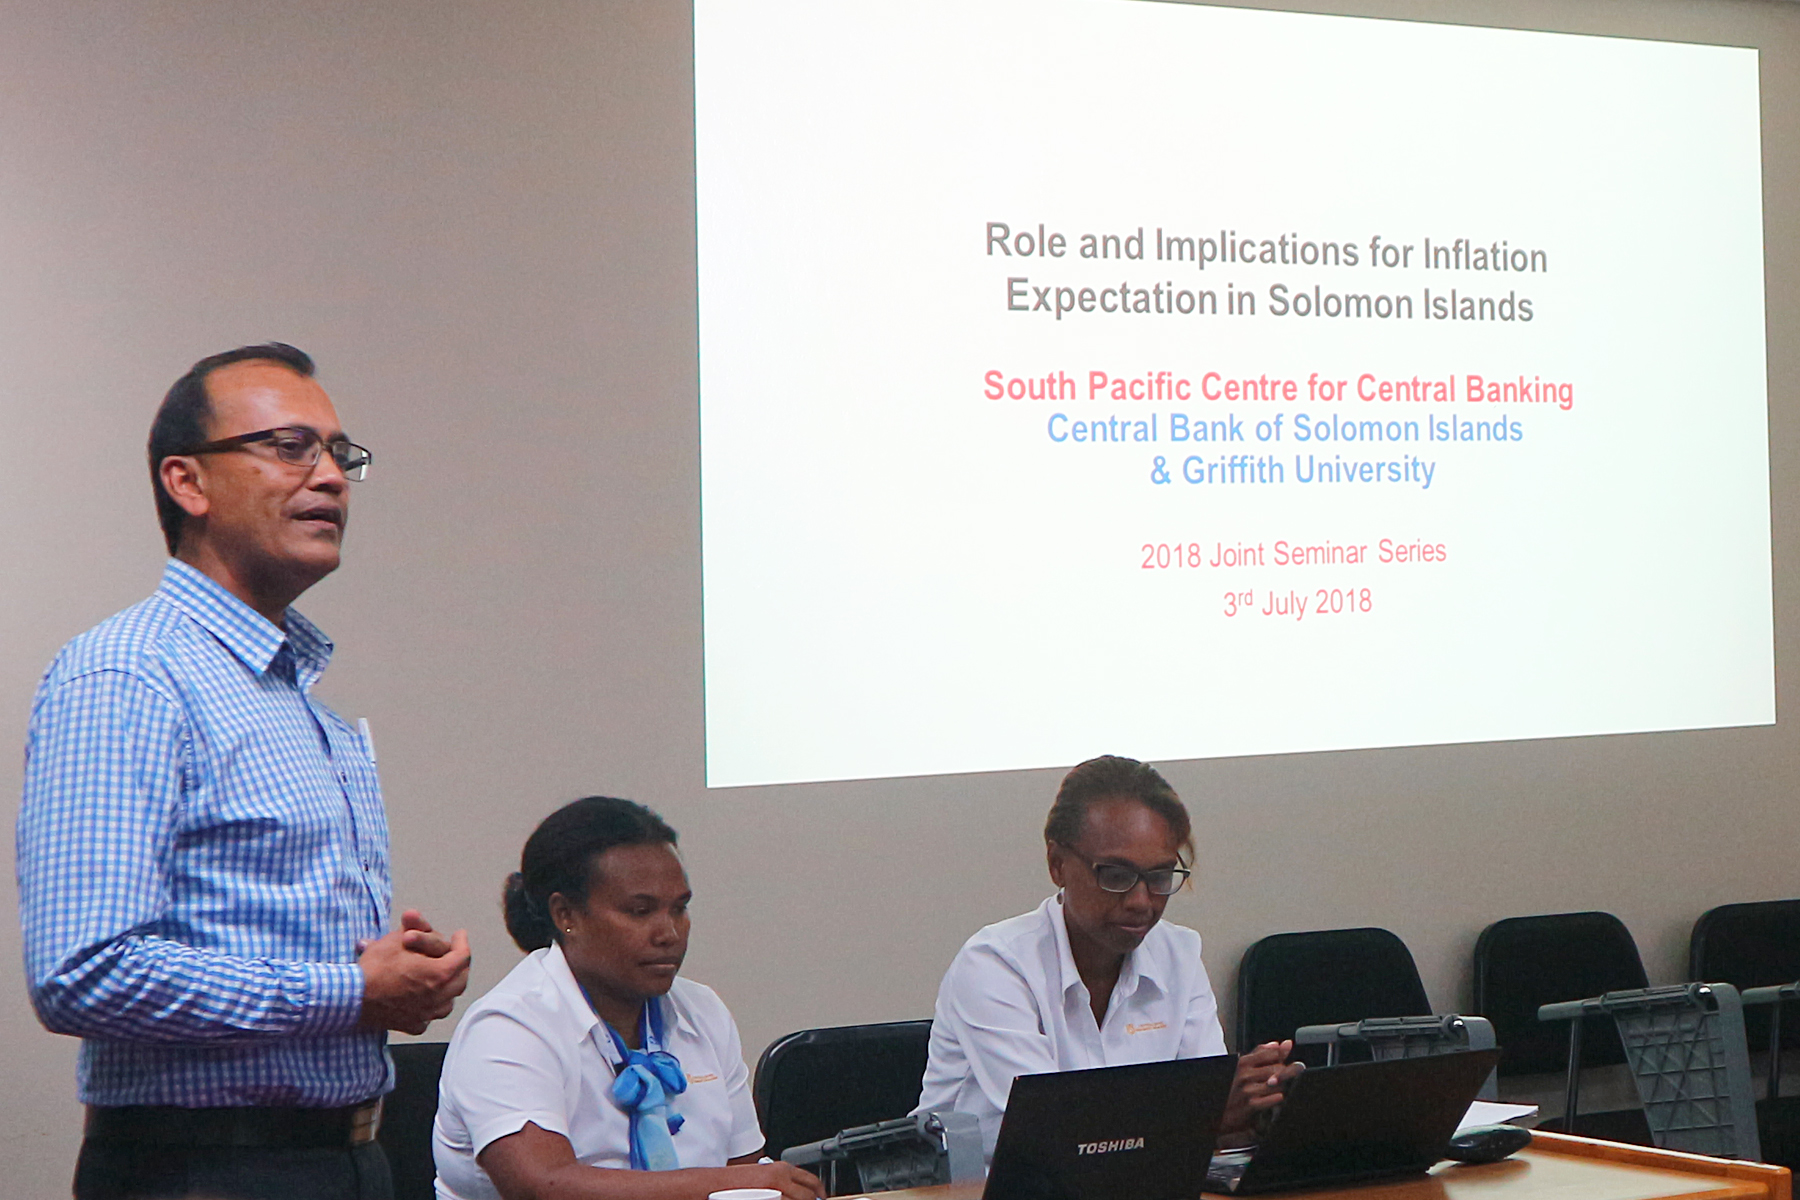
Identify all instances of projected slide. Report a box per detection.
[694,0,1772,788]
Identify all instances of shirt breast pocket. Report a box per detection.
[175,724,344,886]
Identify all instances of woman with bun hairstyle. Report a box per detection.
[433,797,822,1200]
[915,755,1302,1158]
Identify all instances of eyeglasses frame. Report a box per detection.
[178,425,372,481]
[1054,842,1192,896]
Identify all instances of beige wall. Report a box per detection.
[2,0,1796,1191]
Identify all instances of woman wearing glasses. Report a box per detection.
[915,755,1300,1158]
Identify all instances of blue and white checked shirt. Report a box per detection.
[17,559,392,1107]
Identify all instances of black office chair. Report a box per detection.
[752,1020,933,1160]
[379,1041,450,1200]
[1692,899,1800,1166]
[1235,928,1431,1067]
[1473,911,1652,1144]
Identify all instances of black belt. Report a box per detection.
[84,1100,382,1148]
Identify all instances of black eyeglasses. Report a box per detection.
[1059,845,1191,895]
[181,426,372,481]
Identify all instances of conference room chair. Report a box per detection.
[1235,927,1432,1067]
[753,1020,933,1159]
[379,1040,451,1200]
[1473,911,1652,1144]
[1292,1013,1499,1099]
[1539,982,1761,1160]
[1693,899,1800,1166]
[1742,983,1800,1167]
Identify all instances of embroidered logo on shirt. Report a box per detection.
[1125,1021,1167,1035]
[686,1072,720,1084]
[1077,1137,1146,1155]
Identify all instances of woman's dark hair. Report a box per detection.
[502,796,679,952]
[1044,755,1195,864]
[147,342,316,555]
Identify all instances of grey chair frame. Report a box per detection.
[1741,981,1800,1102]
[1539,982,1761,1160]
[1293,1014,1498,1100]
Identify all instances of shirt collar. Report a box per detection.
[157,558,334,684]
[540,942,690,1062]
[1046,893,1167,1003]
[542,942,602,1045]
[1047,894,1084,998]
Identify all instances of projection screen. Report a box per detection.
[694,0,1771,789]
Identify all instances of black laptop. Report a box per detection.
[984,1055,1238,1200]
[1205,1049,1503,1195]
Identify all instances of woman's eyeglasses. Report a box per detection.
[1058,845,1191,895]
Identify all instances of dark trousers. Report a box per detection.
[73,1139,393,1200]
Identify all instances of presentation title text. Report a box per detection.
[988,221,1547,322]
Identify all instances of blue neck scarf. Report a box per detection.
[601,999,687,1171]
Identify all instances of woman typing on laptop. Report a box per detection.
[915,755,1302,1159]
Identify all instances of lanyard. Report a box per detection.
[601,998,668,1065]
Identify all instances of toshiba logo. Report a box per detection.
[1075,1137,1146,1155]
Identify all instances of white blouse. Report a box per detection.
[433,945,765,1200]
[915,894,1227,1158]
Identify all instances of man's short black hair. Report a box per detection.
[147,342,316,554]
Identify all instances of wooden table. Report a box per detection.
[873,1131,1791,1200]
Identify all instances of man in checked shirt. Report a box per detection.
[17,343,471,1200]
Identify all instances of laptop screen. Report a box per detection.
[985,1055,1237,1200]
[1222,1049,1504,1195]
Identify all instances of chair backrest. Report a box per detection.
[1691,899,1800,1054]
[752,1020,933,1160]
[379,1041,450,1200]
[1540,983,1761,1160]
[1235,927,1431,1062]
[1473,912,1647,1076]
